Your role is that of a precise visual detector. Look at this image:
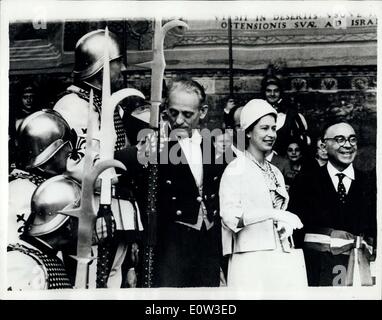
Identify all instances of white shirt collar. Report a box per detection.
[231,145,243,157]
[265,150,278,162]
[178,130,203,187]
[327,161,355,181]
[181,129,202,145]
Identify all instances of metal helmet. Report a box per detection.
[17,109,72,172]
[72,29,122,81]
[27,175,81,237]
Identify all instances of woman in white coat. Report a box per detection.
[219,99,307,290]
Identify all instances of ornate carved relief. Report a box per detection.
[321,78,338,91]
[126,20,152,50]
[370,77,377,88]
[351,77,369,90]
[291,78,307,91]
[168,32,377,48]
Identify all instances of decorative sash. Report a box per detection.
[304,228,374,286]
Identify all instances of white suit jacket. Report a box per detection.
[219,154,289,256]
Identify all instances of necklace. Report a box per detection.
[245,151,268,171]
[253,158,268,172]
[246,151,281,188]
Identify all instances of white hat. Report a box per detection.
[240,99,277,130]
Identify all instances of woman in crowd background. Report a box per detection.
[283,140,306,192]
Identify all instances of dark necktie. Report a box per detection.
[336,173,347,204]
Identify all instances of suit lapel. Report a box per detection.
[201,135,216,187]
[166,134,218,189]
[346,169,358,198]
[321,165,339,200]
[167,140,199,189]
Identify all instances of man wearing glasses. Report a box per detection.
[288,121,376,286]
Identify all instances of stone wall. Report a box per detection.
[8,16,377,172]
[123,66,376,172]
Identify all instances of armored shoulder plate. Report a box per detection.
[9,169,46,186]
[7,243,72,289]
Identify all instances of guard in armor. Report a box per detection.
[7,175,80,290]
[8,109,73,244]
[53,29,143,288]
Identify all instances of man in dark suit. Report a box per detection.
[155,78,225,287]
[116,78,225,287]
[288,121,376,286]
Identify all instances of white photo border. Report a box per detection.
[0,0,381,300]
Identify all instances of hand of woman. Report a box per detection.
[276,221,293,240]
[274,211,303,230]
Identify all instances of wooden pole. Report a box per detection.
[228,16,233,96]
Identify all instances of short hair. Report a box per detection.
[313,135,324,146]
[260,75,283,98]
[322,118,353,138]
[165,77,206,108]
[225,104,242,129]
[18,81,36,97]
[286,138,303,149]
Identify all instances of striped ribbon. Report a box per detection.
[304,229,374,286]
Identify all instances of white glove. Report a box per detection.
[126,268,137,288]
[274,211,303,230]
[276,221,294,240]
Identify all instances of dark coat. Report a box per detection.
[115,135,227,287]
[288,164,376,286]
[115,136,226,227]
[158,139,225,226]
[156,138,227,287]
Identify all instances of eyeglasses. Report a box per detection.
[324,135,357,146]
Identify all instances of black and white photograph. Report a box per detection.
[0,0,381,302]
